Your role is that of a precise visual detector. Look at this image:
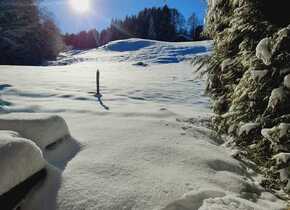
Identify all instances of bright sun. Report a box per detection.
[69,0,91,14]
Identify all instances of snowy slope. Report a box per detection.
[54,38,212,65]
[0,39,286,210]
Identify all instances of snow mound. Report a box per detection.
[56,38,212,65]
[162,186,284,210]
[161,189,226,210]
[0,114,70,150]
[0,130,45,195]
[102,38,211,64]
[102,39,155,52]
[199,195,278,210]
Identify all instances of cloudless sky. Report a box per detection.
[41,0,207,34]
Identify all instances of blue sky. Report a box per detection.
[41,0,207,34]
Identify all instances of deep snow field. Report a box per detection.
[0,39,286,210]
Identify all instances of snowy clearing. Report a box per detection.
[0,39,286,209]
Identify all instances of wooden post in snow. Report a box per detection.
[95,69,109,109]
[96,70,100,97]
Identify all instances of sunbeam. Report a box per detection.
[69,0,91,14]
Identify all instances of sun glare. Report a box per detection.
[69,0,91,14]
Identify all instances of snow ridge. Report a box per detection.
[55,38,212,65]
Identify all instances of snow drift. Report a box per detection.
[0,114,70,150]
[0,130,45,195]
[102,39,155,52]
[101,38,212,64]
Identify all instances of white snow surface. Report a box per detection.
[0,114,70,150]
[55,38,212,65]
[0,39,286,209]
[0,130,45,195]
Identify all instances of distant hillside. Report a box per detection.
[63,5,206,50]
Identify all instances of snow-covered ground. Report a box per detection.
[0,39,286,209]
[0,130,45,195]
[54,38,212,65]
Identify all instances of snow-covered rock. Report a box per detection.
[0,130,45,195]
[256,38,272,66]
[0,114,70,150]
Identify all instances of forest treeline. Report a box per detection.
[0,0,63,65]
[0,2,205,65]
[63,5,205,50]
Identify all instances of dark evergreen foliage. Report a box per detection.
[0,0,64,65]
[259,1,290,27]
